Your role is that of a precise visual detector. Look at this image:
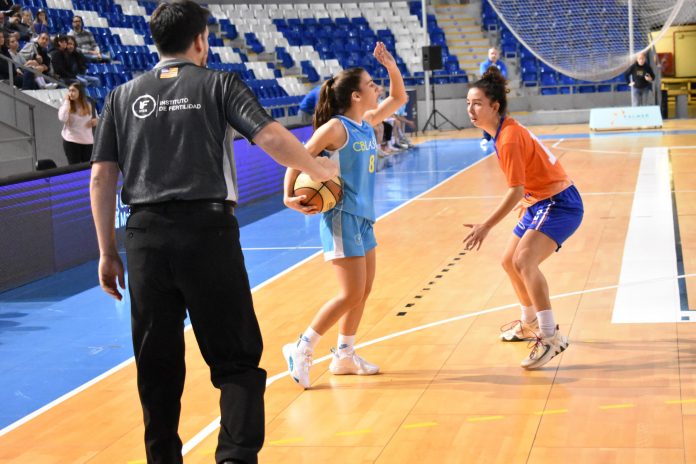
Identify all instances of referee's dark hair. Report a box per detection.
[150,0,210,55]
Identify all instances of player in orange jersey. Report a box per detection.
[464,67,583,369]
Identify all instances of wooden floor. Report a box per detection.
[2,121,696,463]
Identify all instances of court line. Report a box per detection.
[551,138,565,148]
[181,272,696,455]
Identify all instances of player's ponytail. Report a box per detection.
[472,66,510,115]
[313,67,365,130]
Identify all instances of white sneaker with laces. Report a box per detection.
[329,348,380,375]
[500,319,539,342]
[282,342,313,389]
[520,325,569,370]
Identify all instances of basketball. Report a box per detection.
[293,173,343,213]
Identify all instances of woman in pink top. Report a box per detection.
[58,82,97,164]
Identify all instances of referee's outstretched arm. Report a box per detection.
[254,121,337,182]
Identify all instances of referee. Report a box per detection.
[89,2,337,463]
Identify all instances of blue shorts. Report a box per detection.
[513,184,584,250]
[320,209,377,260]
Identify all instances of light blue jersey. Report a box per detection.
[325,115,378,222]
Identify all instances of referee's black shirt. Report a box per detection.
[92,58,274,205]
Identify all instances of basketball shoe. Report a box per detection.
[282,341,313,389]
[520,325,569,370]
[329,348,380,375]
[499,319,539,342]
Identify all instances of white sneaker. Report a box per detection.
[329,348,380,375]
[282,342,312,389]
[500,319,539,342]
[520,326,569,370]
[479,137,490,149]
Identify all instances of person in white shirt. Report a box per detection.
[58,82,97,164]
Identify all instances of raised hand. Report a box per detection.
[373,41,396,69]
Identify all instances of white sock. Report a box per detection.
[337,334,355,354]
[536,310,556,338]
[521,305,536,324]
[297,326,321,352]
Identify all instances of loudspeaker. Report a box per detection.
[422,45,442,71]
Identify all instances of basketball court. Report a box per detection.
[2,121,696,463]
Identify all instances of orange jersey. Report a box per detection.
[494,117,571,206]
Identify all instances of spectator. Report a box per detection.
[624,51,655,107]
[18,31,55,89]
[298,83,321,125]
[0,11,9,35]
[7,33,35,85]
[59,82,97,164]
[53,35,100,87]
[0,0,13,13]
[7,8,32,42]
[68,16,109,62]
[392,104,415,148]
[66,36,100,87]
[478,47,508,147]
[479,47,507,79]
[33,9,49,36]
[50,34,72,80]
[0,31,20,86]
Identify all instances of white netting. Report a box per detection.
[486,0,696,82]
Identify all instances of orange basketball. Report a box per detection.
[293,173,343,213]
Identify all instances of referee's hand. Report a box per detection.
[307,156,338,183]
[99,253,126,301]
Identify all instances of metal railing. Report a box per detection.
[0,53,66,172]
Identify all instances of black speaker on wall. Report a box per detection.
[422,45,443,71]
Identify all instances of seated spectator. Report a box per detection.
[298,83,322,125]
[6,8,32,42]
[61,36,100,87]
[7,33,36,85]
[58,82,97,164]
[479,47,508,79]
[68,16,109,63]
[33,9,49,36]
[0,31,21,86]
[18,31,55,89]
[392,104,415,148]
[624,51,655,107]
[0,11,9,35]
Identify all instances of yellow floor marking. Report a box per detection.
[466,415,505,422]
[665,399,696,405]
[599,403,635,410]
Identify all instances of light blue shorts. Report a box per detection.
[320,209,377,260]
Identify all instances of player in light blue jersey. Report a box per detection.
[282,42,407,389]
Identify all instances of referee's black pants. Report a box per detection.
[125,204,266,464]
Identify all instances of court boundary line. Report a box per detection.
[181,272,696,455]
[0,152,494,439]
